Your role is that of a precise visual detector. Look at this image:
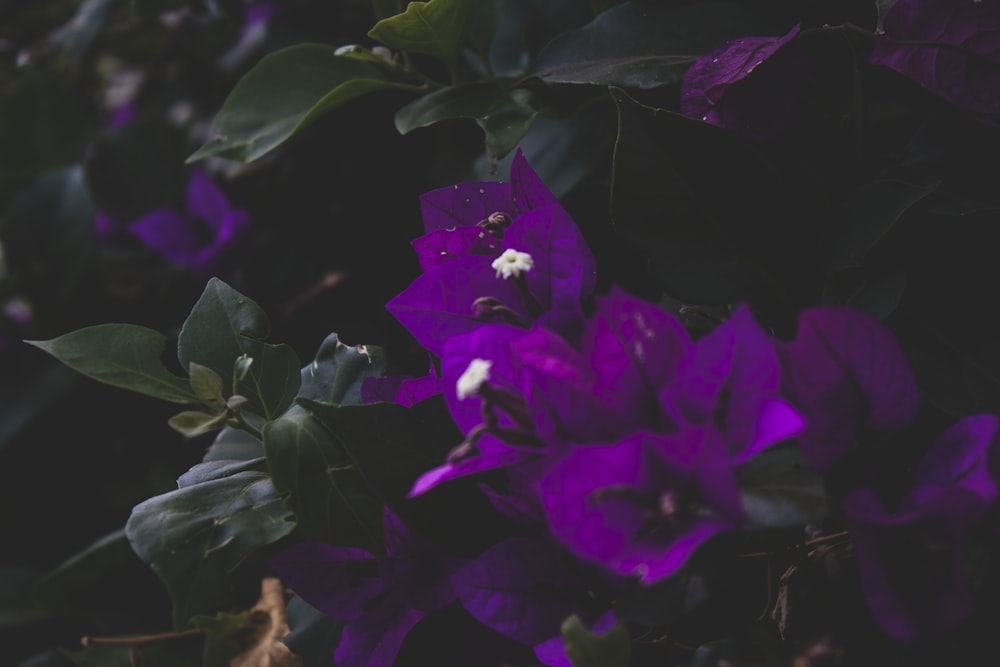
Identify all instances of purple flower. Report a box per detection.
[844,415,1000,639]
[450,537,610,647]
[97,170,250,277]
[269,509,464,667]
[871,0,1000,119]
[538,428,744,584]
[387,152,595,357]
[778,306,920,473]
[679,25,805,139]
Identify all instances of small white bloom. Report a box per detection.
[371,46,394,62]
[334,44,363,56]
[456,358,492,400]
[491,248,534,279]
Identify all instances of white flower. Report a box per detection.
[456,358,492,400]
[491,249,534,279]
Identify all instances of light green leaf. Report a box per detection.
[561,615,632,667]
[168,410,229,438]
[188,45,404,163]
[368,0,472,72]
[189,362,225,403]
[178,278,300,421]
[27,324,198,405]
[125,458,295,629]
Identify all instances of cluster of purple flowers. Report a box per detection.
[267,148,1000,665]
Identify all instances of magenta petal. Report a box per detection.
[185,170,231,233]
[452,538,589,645]
[539,440,642,565]
[409,447,535,497]
[412,226,503,270]
[780,306,920,473]
[420,182,514,233]
[679,25,802,136]
[584,287,692,428]
[441,324,532,434]
[129,209,199,263]
[335,606,425,667]
[361,375,441,407]
[387,255,528,357]
[741,398,806,464]
[268,540,382,621]
[503,204,597,313]
[907,414,1000,511]
[871,0,1000,116]
[844,487,983,640]
[510,148,559,213]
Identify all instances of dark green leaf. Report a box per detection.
[368,0,472,72]
[281,596,343,665]
[178,278,300,421]
[263,407,384,554]
[204,426,265,462]
[738,446,827,528]
[298,333,386,404]
[610,88,825,308]
[560,615,631,667]
[464,0,502,64]
[831,180,938,269]
[530,1,762,88]
[26,324,198,405]
[125,459,295,629]
[188,45,402,163]
[395,83,549,159]
[298,397,458,510]
[847,268,907,321]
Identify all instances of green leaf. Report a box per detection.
[298,333,386,404]
[298,398,458,509]
[168,410,229,438]
[368,0,472,72]
[264,407,384,553]
[737,446,827,528]
[26,324,199,405]
[188,45,402,163]
[189,362,226,403]
[831,180,939,269]
[395,82,550,159]
[178,278,300,421]
[125,458,295,629]
[560,615,631,667]
[530,2,762,88]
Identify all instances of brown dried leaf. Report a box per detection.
[230,577,302,667]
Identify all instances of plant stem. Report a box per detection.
[81,628,202,647]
